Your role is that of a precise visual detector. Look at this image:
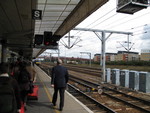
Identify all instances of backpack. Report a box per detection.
[0,77,17,113]
[19,69,30,83]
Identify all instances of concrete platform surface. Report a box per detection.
[26,65,93,113]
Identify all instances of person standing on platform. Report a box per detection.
[18,62,31,110]
[51,59,69,111]
[26,61,36,82]
[0,63,21,113]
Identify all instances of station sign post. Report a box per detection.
[32,9,42,20]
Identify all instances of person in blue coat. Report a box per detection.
[51,59,69,111]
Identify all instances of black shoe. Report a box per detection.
[59,108,63,111]
[24,106,27,111]
[52,103,56,106]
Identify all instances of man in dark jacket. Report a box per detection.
[18,61,31,110]
[0,63,21,113]
[51,59,69,111]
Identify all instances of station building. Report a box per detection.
[140,49,150,61]
[116,51,139,61]
[94,51,139,62]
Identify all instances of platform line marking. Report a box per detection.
[38,73,60,113]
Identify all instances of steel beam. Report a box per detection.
[73,28,133,82]
[74,28,132,35]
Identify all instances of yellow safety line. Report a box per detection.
[38,76,60,113]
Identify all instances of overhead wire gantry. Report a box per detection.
[73,28,133,82]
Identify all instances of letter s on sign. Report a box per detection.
[32,10,42,20]
[35,11,40,18]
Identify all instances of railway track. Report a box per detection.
[41,63,102,77]
[67,83,117,113]
[65,65,102,77]
[40,63,150,113]
[69,75,150,113]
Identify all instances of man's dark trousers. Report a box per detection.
[52,87,66,109]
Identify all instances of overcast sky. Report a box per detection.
[45,0,150,59]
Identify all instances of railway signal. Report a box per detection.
[34,34,43,45]
[44,31,53,46]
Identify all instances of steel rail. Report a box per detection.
[40,64,150,112]
[70,76,150,113]
[68,83,117,113]
[40,64,150,105]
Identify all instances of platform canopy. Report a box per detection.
[0,0,109,59]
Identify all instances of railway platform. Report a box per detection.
[26,65,93,113]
